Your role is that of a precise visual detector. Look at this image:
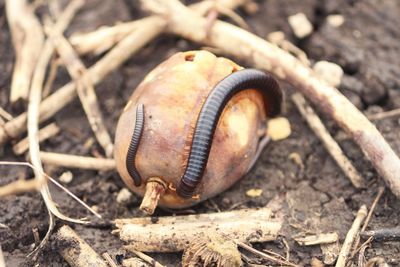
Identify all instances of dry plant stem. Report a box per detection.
[336,205,368,267]
[56,225,108,267]
[5,0,44,103]
[70,0,248,56]
[39,151,115,171]
[0,245,5,267]
[0,16,165,146]
[13,123,60,155]
[47,25,114,158]
[102,252,118,267]
[292,93,364,188]
[0,178,40,197]
[126,249,165,267]
[42,57,59,98]
[141,0,400,198]
[114,207,282,252]
[28,0,86,226]
[139,178,166,215]
[237,242,301,267]
[367,108,400,121]
[351,186,385,258]
[0,107,12,121]
[295,232,339,246]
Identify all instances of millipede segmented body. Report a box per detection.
[177,69,282,198]
[126,103,145,186]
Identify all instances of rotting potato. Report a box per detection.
[114,50,281,213]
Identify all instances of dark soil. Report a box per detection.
[1,0,400,266]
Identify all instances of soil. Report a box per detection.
[1,0,400,266]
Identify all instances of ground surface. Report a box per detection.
[1,0,400,266]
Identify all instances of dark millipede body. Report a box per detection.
[126,103,145,186]
[177,69,282,198]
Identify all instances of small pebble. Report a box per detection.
[267,117,291,141]
[313,61,344,87]
[116,188,133,204]
[288,13,313,38]
[327,14,345,27]
[59,171,73,184]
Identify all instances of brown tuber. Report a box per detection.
[114,50,281,213]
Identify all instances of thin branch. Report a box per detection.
[56,225,108,267]
[336,205,368,267]
[0,107,13,121]
[237,242,301,267]
[125,249,165,267]
[39,151,115,171]
[27,0,86,227]
[13,123,60,155]
[351,186,385,258]
[0,245,5,267]
[46,22,114,158]
[140,0,400,198]
[5,0,44,103]
[367,108,400,121]
[292,93,365,188]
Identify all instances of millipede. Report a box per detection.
[126,69,282,197]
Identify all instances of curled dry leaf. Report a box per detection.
[182,235,242,267]
[267,117,291,141]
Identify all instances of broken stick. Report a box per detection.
[47,22,114,158]
[69,0,248,56]
[140,0,400,198]
[56,225,108,267]
[39,151,115,171]
[292,93,364,188]
[114,207,282,252]
[336,205,368,267]
[13,123,60,155]
[5,0,44,104]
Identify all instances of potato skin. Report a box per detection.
[114,50,267,208]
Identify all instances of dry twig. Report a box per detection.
[125,249,165,267]
[0,245,5,267]
[69,0,249,55]
[102,252,118,267]
[114,207,282,252]
[351,186,385,257]
[39,151,115,171]
[27,0,86,228]
[47,22,114,157]
[140,0,400,198]
[294,232,339,246]
[237,242,301,267]
[56,225,108,267]
[336,205,368,267]
[292,93,364,188]
[13,123,60,155]
[0,107,12,121]
[367,108,400,121]
[5,0,44,103]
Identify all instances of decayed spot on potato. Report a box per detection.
[182,234,242,267]
[114,50,282,213]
